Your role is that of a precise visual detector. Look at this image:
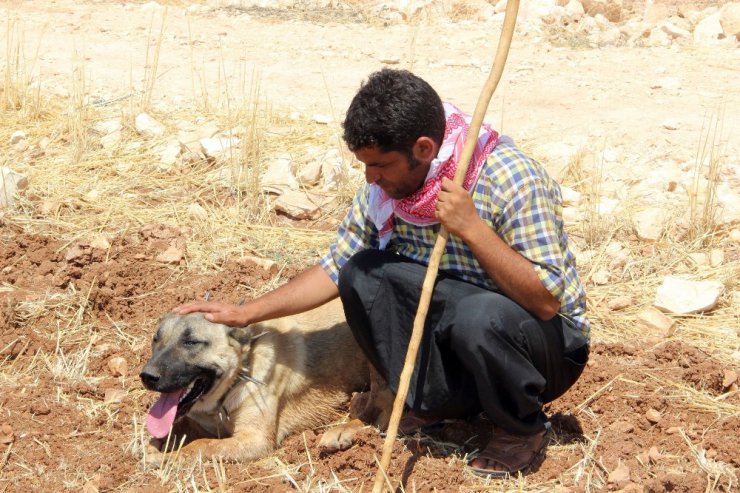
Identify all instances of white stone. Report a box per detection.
[709,249,725,267]
[0,166,29,208]
[298,159,323,186]
[560,186,582,206]
[100,130,122,150]
[720,2,740,40]
[311,114,333,125]
[158,140,182,166]
[94,119,122,135]
[135,113,165,137]
[141,1,163,12]
[638,307,676,335]
[694,13,725,46]
[562,206,582,225]
[659,21,691,39]
[654,276,724,314]
[633,207,668,241]
[592,269,611,285]
[608,463,631,488]
[651,77,682,91]
[661,119,680,130]
[200,136,239,159]
[272,190,334,220]
[261,157,298,194]
[10,130,26,145]
[187,203,208,220]
[564,0,585,20]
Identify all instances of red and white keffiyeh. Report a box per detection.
[368,102,499,248]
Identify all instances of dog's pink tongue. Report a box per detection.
[146,389,185,438]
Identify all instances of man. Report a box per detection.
[176,68,590,477]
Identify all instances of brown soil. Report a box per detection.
[1,228,738,492]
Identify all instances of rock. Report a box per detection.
[723,369,738,388]
[633,207,668,241]
[135,112,165,137]
[158,140,182,166]
[100,130,122,149]
[643,3,670,23]
[720,2,740,39]
[89,236,111,250]
[659,21,691,39]
[608,463,631,488]
[200,136,239,159]
[651,77,682,91]
[581,0,622,22]
[645,408,662,424]
[564,0,585,20]
[591,269,610,285]
[240,255,278,274]
[0,166,29,208]
[560,186,582,206]
[694,13,725,46]
[661,119,680,130]
[608,296,633,311]
[609,421,635,434]
[654,276,724,314]
[273,190,334,220]
[107,356,128,377]
[261,156,298,194]
[648,446,662,463]
[10,130,27,144]
[103,388,127,405]
[709,249,724,267]
[311,113,333,124]
[298,159,323,186]
[155,245,185,264]
[0,424,13,444]
[94,118,122,135]
[187,203,208,220]
[688,252,708,266]
[638,307,675,336]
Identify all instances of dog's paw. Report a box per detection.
[318,419,364,453]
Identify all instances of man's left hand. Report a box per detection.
[436,177,480,238]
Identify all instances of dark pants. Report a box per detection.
[338,249,588,436]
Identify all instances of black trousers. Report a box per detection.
[338,249,588,436]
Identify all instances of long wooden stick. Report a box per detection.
[370,2,520,491]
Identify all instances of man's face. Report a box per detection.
[354,146,431,200]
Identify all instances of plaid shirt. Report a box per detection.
[321,141,590,341]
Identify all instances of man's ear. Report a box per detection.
[412,136,438,164]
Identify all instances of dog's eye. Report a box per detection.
[183,339,205,348]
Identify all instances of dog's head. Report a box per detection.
[139,313,254,438]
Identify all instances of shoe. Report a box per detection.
[397,411,444,436]
[467,424,551,478]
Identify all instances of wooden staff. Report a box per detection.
[371,1,520,491]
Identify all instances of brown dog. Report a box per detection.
[140,299,370,462]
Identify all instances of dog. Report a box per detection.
[139,298,371,463]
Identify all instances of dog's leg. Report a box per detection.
[319,364,395,453]
[175,429,275,462]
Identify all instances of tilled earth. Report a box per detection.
[1,228,737,492]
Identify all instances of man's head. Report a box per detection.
[343,69,446,198]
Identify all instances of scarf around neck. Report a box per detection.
[367,101,499,249]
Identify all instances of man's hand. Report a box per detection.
[435,177,481,238]
[173,301,251,327]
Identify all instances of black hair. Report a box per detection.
[342,69,446,164]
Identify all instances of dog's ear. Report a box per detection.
[228,326,253,345]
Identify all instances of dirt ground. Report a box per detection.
[1,1,739,492]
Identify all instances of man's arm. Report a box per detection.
[174,264,339,326]
[436,177,560,320]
